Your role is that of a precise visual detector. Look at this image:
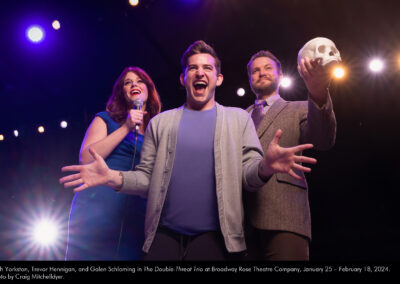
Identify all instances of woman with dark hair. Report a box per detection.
[65,67,162,260]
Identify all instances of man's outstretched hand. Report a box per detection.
[59,148,116,193]
[258,129,317,180]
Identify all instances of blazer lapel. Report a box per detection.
[256,98,288,138]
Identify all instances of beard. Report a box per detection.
[251,78,279,97]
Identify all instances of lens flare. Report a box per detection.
[2,192,69,260]
[369,58,384,72]
[333,66,345,79]
[32,220,59,246]
[280,76,292,88]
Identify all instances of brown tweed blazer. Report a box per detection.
[244,95,336,240]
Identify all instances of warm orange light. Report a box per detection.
[397,55,400,70]
[129,0,139,6]
[52,20,61,30]
[333,66,345,79]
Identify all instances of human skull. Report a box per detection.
[297,37,341,67]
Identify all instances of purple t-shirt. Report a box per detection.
[160,106,219,235]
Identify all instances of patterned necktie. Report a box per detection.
[251,100,267,129]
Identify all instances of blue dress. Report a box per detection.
[65,111,146,260]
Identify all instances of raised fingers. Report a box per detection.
[64,178,84,188]
[294,155,317,165]
[291,143,314,153]
[292,162,312,173]
[288,169,302,180]
[271,129,283,144]
[74,184,89,193]
[298,58,310,78]
[304,57,314,72]
[300,57,321,79]
[61,165,82,173]
[59,173,81,184]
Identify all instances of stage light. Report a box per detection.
[397,55,400,70]
[38,126,45,133]
[6,197,69,260]
[280,76,292,88]
[237,88,245,97]
[14,130,19,137]
[26,25,45,43]
[52,20,61,30]
[32,219,59,246]
[0,134,4,141]
[129,0,139,6]
[369,58,384,72]
[333,66,345,79]
[60,121,68,128]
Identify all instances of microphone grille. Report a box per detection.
[133,99,143,109]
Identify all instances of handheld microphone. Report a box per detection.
[133,99,143,133]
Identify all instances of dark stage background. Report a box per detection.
[0,0,399,261]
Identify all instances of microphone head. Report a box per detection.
[133,99,143,110]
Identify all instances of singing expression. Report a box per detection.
[123,72,148,105]
[180,53,223,111]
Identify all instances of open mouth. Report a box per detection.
[131,89,141,95]
[193,81,207,91]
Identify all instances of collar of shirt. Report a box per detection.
[254,93,281,114]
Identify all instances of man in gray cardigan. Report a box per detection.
[60,41,317,261]
[245,50,336,260]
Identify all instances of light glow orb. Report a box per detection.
[333,66,345,79]
[237,88,245,96]
[280,77,292,88]
[32,220,58,246]
[52,20,61,30]
[26,25,45,43]
[60,121,68,128]
[129,0,139,6]
[369,59,384,73]
[397,55,400,70]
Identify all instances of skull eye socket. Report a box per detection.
[318,45,326,53]
[330,47,339,56]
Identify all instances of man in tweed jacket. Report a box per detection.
[244,50,336,260]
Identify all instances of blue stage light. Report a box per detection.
[26,25,45,43]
